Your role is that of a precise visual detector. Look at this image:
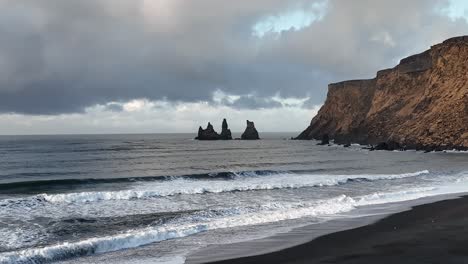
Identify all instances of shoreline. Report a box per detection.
[301,139,468,152]
[187,194,468,264]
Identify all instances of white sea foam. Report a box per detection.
[129,256,186,264]
[0,226,48,251]
[37,170,430,204]
[0,186,442,264]
[444,150,468,154]
[0,225,206,264]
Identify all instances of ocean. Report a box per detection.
[0,133,467,264]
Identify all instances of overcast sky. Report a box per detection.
[0,0,467,134]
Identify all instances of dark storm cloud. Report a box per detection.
[0,0,467,114]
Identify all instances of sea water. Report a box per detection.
[0,133,467,263]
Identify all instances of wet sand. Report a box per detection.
[205,196,468,264]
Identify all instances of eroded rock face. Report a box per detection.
[297,36,468,151]
[195,119,233,140]
[241,120,260,140]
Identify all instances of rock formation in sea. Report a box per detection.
[195,122,220,140]
[220,118,233,140]
[195,119,232,140]
[296,36,468,151]
[241,120,260,140]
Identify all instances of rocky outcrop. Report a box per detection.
[195,119,232,140]
[195,122,220,140]
[241,120,260,140]
[374,140,403,151]
[220,118,233,140]
[317,134,330,145]
[297,36,468,151]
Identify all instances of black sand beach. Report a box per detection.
[208,196,468,264]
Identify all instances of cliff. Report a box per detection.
[297,36,468,151]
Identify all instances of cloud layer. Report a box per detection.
[0,0,467,117]
[0,100,321,134]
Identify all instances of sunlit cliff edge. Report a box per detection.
[297,36,468,151]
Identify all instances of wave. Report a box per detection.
[34,170,430,204]
[0,187,438,264]
[0,170,294,193]
[0,167,404,193]
[0,224,206,264]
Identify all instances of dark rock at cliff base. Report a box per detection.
[375,141,403,151]
[296,36,468,151]
[364,146,376,151]
[241,120,260,140]
[220,118,233,140]
[317,134,330,145]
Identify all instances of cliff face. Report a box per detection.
[297,36,468,150]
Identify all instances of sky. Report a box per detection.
[0,0,467,135]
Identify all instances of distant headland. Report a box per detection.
[296,36,468,151]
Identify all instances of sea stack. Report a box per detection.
[296,36,468,151]
[220,118,233,140]
[241,120,260,140]
[195,119,232,140]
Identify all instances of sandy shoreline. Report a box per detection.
[188,194,468,264]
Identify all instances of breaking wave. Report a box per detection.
[35,170,430,204]
[0,186,438,264]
